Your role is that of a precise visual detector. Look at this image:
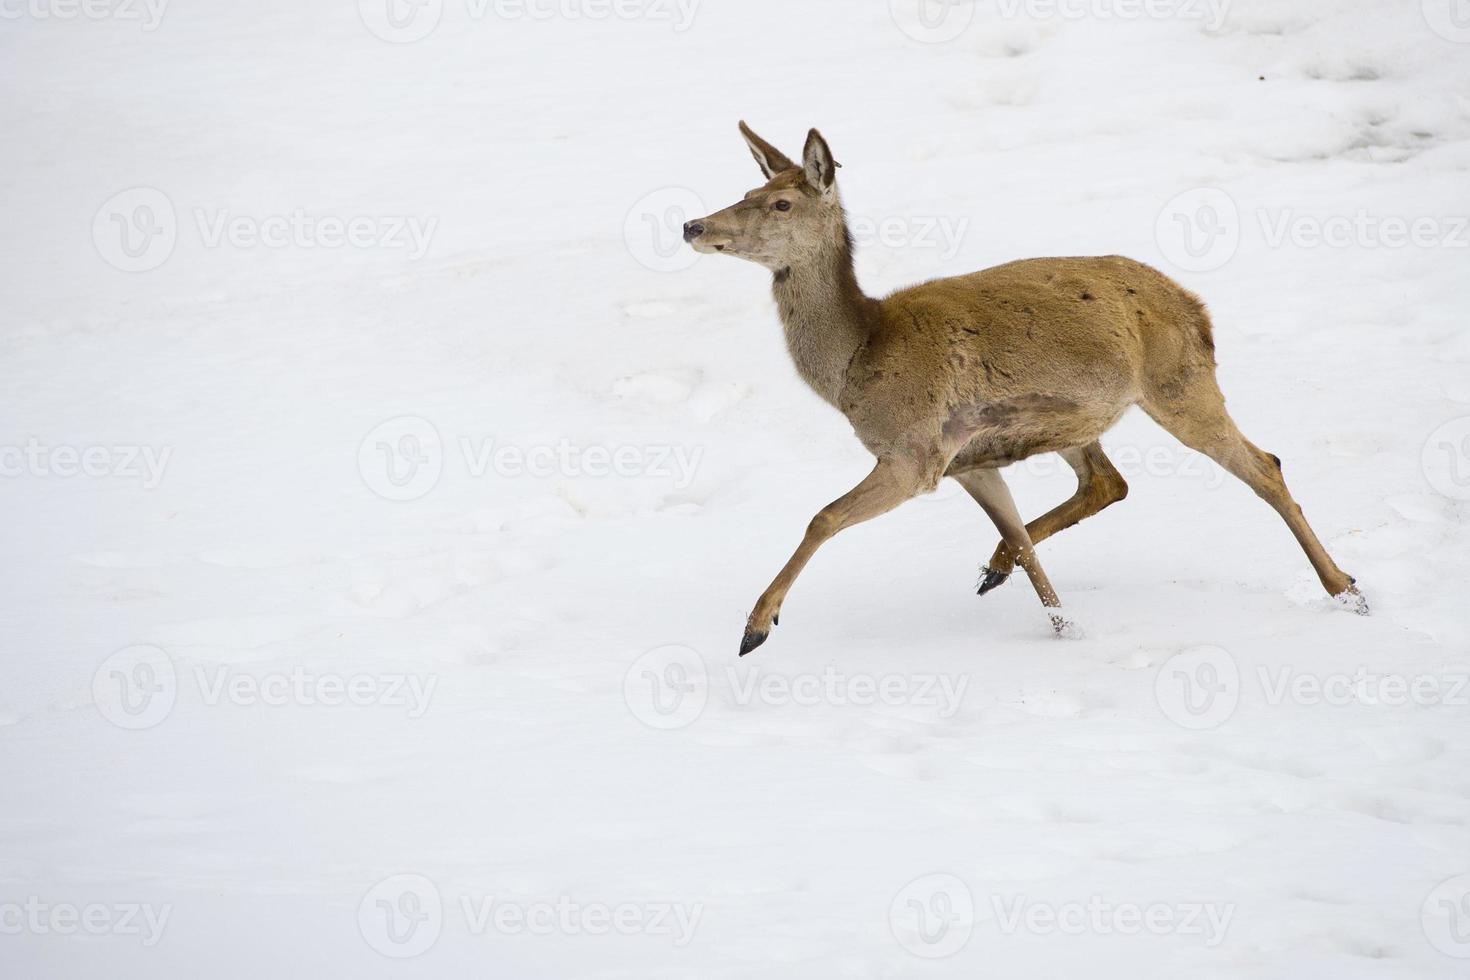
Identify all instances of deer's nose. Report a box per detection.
[682,221,705,242]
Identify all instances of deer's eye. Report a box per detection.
[772,199,792,212]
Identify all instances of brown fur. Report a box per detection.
[686,123,1365,655]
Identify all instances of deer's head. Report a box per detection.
[683,122,844,271]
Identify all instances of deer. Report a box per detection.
[683,122,1367,657]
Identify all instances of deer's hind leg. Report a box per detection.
[972,442,1129,596]
[954,468,1072,635]
[1141,372,1366,612]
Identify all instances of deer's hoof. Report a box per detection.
[1050,613,1079,639]
[1335,585,1370,617]
[739,629,769,657]
[976,567,1010,596]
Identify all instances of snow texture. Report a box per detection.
[2,0,1469,976]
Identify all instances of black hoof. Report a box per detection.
[976,567,1010,596]
[739,630,769,657]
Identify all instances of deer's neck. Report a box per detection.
[771,232,877,408]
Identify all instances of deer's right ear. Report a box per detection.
[739,120,795,179]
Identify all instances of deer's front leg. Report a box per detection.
[742,458,926,656]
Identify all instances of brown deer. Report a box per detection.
[684,122,1367,657]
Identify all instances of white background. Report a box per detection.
[2,0,1469,975]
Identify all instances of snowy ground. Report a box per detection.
[3,0,1470,976]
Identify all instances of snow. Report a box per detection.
[2,0,1469,976]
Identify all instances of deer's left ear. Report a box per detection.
[803,129,839,196]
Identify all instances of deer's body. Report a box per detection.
[685,123,1365,656]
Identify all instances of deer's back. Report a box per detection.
[840,255,1215,465]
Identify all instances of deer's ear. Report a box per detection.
[803,128,838,196]
[739,120,795,179]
